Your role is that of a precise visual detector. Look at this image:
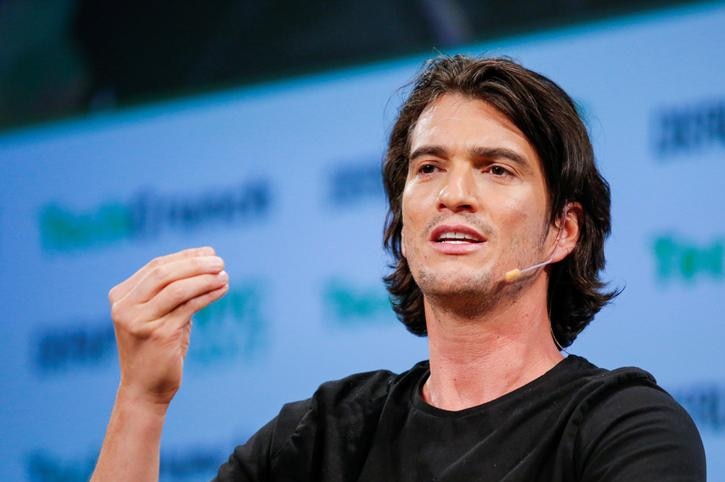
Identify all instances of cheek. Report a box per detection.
[495,193,544,241]
[498,194,528,221]
[400,188,419,257]
[400,209,424,259]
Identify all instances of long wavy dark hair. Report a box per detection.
[383,55,618,347]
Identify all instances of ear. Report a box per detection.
[550,202,582,263]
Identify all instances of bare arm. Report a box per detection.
[91,247,229,482]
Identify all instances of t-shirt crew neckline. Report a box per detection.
[411,354,577,418]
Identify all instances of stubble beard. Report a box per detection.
[414,262,527,319]
[407,236,541,320]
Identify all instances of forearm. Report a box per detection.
[91,388,169,482]
[92,247,227,481]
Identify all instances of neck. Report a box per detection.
[422,275,563,411]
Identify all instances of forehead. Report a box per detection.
[410,93,539,165]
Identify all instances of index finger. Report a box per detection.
[109,246,216,302]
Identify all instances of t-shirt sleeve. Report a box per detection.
[212,399,312,482]
[577,384,706,482]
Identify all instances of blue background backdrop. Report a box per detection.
[1,3,724,480]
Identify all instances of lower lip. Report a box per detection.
[430,240,485,255]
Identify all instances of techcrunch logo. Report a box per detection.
[188,281,266,364]
[327,158,384,207]
[323,278,392,326]
[672,383,725,434]
[653,234,723,284]
[652,97,725,158]
[32,282,267,375]
[38,179,271,253]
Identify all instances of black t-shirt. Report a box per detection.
[214,355,705,481]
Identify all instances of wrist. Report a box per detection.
[115,385,173,419]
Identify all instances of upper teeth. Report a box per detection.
[439,232,478,241]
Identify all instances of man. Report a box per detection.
[91,56,705,481]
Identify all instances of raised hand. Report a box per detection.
[92,247,229,481]
[108,246,229,406]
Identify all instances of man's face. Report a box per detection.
[401,93,555,306]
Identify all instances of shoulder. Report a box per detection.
[215,364,425,480]
[276,361,426,437]
[275,363,417,414]
[567,358,706,481]
[581,373,696,436]
[312,367,404,406]
[268,364,425,472]
[565,357,697,435]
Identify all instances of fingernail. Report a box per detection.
[217,270,229,280]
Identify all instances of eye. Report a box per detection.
[488,165,512,177]
[417,163,439,175]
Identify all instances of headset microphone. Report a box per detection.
[503,258,554,283]
[503,209,569,283]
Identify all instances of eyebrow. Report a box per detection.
[409,145,532,172]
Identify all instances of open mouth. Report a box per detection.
[430,225,486,245]
[436,232,484,244]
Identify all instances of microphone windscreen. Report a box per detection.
[504,269,521,283]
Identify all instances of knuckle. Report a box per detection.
[166,284,187,304]
[196,246,214,256]
[151,265,169,283]
[188,295,205,310]
[148,256,163,269]
[184,301,205,318]
[110,301,124,323]
[128,321,149,338]
[184,305,200,318]
[196,289,220,309]
[111,302,138,329]
[189,257,203,271]
[148,325,166,341]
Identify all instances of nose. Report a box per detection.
[437,165,479,213]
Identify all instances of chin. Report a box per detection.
[416,270,496,297]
